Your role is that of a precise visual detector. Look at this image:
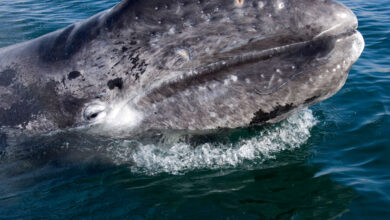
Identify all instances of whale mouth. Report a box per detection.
[140,28,362,105]
[196,26,360,73]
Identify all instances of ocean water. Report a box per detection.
[0,0,389,219]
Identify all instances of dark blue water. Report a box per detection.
[0,0,389,219]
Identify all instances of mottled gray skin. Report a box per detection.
[0,0,364,140]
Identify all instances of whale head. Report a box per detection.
[0,0,364,137]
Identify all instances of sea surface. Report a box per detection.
[0,0,389,219]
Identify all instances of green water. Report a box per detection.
[0,0,389,219]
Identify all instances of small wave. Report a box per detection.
[102,109,317,175]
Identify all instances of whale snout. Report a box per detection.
[317,1,358,38]
[286,0,358,39]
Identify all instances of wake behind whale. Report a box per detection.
[0,0,363,150]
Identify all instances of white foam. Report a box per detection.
[103,109,317,175]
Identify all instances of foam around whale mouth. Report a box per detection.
[100,108,317,175]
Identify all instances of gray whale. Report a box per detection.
[0,0,364,140]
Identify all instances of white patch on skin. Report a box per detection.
[337,64,341,69]
[314,24,342,39]
[235,0,244,7]
[199,86,207,91]
[268,74,275,88]
[231,75,238,82]
[168,27,176,35]
[88,101,143,130]
[210,112,217,118]
[184,90,191,96]
[176,48,190,61]
[258,1,265,9]
[278,2,285,9]
[337,12,348,19]
[350,32,365,61]
[245,78,251,84]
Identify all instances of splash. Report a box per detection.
[102,108,317,175]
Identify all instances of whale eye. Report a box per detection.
[83,103,106,121]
